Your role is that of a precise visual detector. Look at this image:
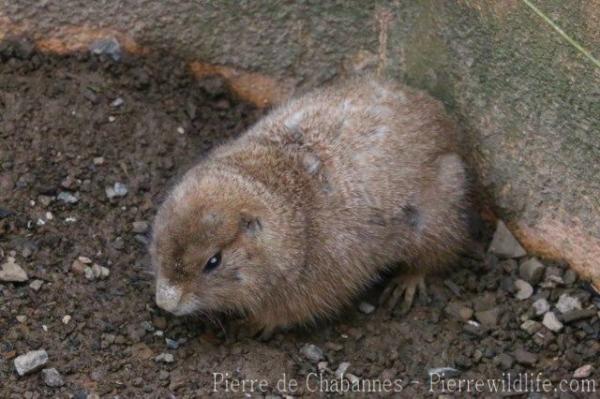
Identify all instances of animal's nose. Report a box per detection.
[155,279,183,313]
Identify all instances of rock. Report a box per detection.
[556,293,582,314]
[89,37,122,61]
[154,353,174,363]
[561,308,598,323]
[78,256,92,264]
[514,279,533,300]
[71,259,86,274]
[346,373,360,385]
[474,307,500,327]
[488,221,526,258]
[0,207,15,218]
[111,97,124,107]
[428,367,461,378]
[165,338,179,349]
[445,302,473,321]
[105,182,128,199]
[84,266,94,280]
[14,350,48,376]
[57,191,78,204]
[573,364,593,379]
[16,315,27,323]
[62,315,71,324]
[335,362,351,378]
[358,302,375,314]
[542,311,563,332]
[29,279,43,291]
[493,353,514,370]
[317,361,328,372]
[0,257,28,282]
[563,269,578,285]
[519,258,545,285]
[132,221,149,234]
[93,157,105,165]
[513,348,537,366]
[521,320,542,335]
[42,368,64,387]
[532,298,550,316]
[300,344,324,363]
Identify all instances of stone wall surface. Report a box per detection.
[1,0,598,285]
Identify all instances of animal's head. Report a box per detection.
[150,168,304,317]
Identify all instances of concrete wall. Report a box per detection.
[1,0,599,285]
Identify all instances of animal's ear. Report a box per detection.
[240,212,262,236]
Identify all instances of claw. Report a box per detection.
[380,274,429,315]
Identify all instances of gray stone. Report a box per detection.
[0,256,28,282]
[335,362,351,379]
[493,353,514,370]
[105,182,128,199]
[573,364,593,379]
[519,258,545,285]
[428,367,461,378]
[300,344,324,363]
[14,350,48,376]
[42,368,64,387]
[532,298,550,316]
[563,269,578,285]
[520,320,542,335]
[474,307,500,327]
[57,191,78,204]
[488,221,526,258]
[132,221,150,234]
[154,353,175,363]
[29,279,43,291]
[514,279,533,300]
[111,97,125,107]
[561,308,597,323]
[513,348,537,366]
[445,302,473,321]
[89,37,122,61]
[358,302,375,314]
[542,311,563,332]
[555,293,582,314]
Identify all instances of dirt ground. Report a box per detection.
[1,42,599,398]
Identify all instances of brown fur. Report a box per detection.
[151,77,468,330]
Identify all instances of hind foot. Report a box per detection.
[380,273,429,315]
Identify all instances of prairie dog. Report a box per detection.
[151,77,468,333]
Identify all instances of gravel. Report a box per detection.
[42,368,64,387]
[542,311,564,332]
[29,279,43,291]
[555,293,582,313]
[514,279,533,300]
[519,258,545,284]
[300,344,324,363]
[14,350,48,376]
[105,182,128,199]
[57,191,78,204]
[532,298,550,316]
[358,302,375,314]
[573,364,594,379]
[488,221,526,258]
[132,221,150,234]
[0,256,28,282]
[154,353,175,363]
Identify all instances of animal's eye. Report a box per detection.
[204,251,222,273]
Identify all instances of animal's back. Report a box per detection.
[242,78,467,274]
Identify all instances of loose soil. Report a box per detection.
[1,42,598,398]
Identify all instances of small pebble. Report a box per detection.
[14,350,48,376]
[445,302,473,321]
[78,256,92,264]
[42,368,64,387]
[105,182,128,199]
[16,315,27,323]
[154,353,174,363]
[108,115,116,122]
[57,191,78,204]
[111,97,124,107]
[132,221,150,234]
[488,221,526,258]
[573,364,593,379]
[335,362,351,378]
[317,361,328,372]
[542,311,563,332]
[561,308,597,323]
[300,344,324,363]
[93,157,105,165]
[514,279,533,300]
[165,338,179,350]
[428,367,461,378]
[494,353,514,370]
[177,126,185,134]
[358,302,375,314]
[0,256,28,282]
[520,319,542,335]
[474,307,500,327]
[532,298,550,316]
[556,293,582,314]
[563,269,578,285]
[513,348,538,366]
[62,315,71,324]
[519,258,545,285]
